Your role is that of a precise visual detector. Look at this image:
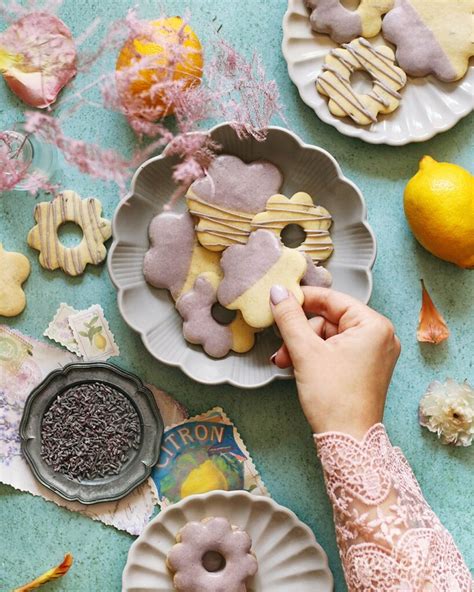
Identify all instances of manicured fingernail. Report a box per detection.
[270,353,277,365]
[270,285,289,305]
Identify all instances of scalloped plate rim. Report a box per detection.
[108,122,376,388]
[282,0,474,145]
[122,490,334,592]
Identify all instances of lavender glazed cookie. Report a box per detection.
[382,0,474,82]
[217,229,307,329]
[186,155,283,251]
[302,254,333,288]
[143,211,221,301]
[305,0,394,44]
[176,272,257,358]
[166,516,258,592]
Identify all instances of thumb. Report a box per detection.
[270,285,321,363]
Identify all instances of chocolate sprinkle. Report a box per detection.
[41,381,141,481]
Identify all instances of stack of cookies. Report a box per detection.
[143,155,334,358]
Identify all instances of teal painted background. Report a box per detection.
[0,1,473,590]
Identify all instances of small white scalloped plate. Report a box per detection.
[282,0,474,145]
[122,490,333,592]
[108,123,376,388]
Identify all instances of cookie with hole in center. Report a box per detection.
[27,190,112,276]
[316,37,407,125]
[251,192,334,264]
[166,516,258,592]
[176,272,257,358]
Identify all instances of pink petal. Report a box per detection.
[0,13,77,108]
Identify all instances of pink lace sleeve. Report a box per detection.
[314,424,472,591]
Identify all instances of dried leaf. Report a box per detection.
[0,13,77,108]
[417,280,449,344]
[13,553,73,592]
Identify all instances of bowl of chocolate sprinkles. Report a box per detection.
[20,363,164,504]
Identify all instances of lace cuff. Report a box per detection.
[314,424,472,591]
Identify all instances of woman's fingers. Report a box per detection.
[271,316,338,368]
[301,286,363,325]
[270,286,322,364]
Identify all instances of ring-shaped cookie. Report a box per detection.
[316,37,407,125]
[251,192,334,263]
[305,0,394,44]
[176,272,257,358]
[166,517,258,592]
[27,190,112,276]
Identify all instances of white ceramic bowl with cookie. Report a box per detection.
[108,122,376,388]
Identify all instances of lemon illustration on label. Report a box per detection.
[404,156,474,269]
[180,460,229,498]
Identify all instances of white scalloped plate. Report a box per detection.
[108,123,376,388]
[282,0,474,145]
[122,490,333,592]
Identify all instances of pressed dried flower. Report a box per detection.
[0,13,77,108]
[417,280,449,344]
[13,553,73,592]
[419,379,474,446]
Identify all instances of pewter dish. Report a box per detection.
[282,0,474,145]
[108,122,376,388]
[19,362,163,504]
[122,490,333,591]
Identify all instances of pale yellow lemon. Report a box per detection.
[404,156,474,269]
[93,333,107,351]
[180,460,228,498]
[115,16,203,117]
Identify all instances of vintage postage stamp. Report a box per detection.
[68,304,120,362]
[152,407,269,509]
[44,303,81,355]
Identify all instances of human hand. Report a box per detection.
[270,286,401,439]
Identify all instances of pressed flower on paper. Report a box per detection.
[417,280,449,344]
[419,379,474,446]
[13,552,73,592]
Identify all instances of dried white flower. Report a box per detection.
[419,379,474,446]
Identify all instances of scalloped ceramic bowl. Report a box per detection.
[282,0,474,145]
[108,123,376,388]
[122,490,333,591]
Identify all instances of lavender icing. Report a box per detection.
[176,275,233,358]
[382,0,457,82]
[167,517,258,592]
[143,211,195,299]
[302,255,333,287]
[217,229,282,306]
[305,0,362,43]
[189,155,283,214]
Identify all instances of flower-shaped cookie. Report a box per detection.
[218,229,307,329]
[176,272,257,358]
[305,0,394,44]
[0,244,31,317]
[143,211,221,301]
[382,0,474,82]
[186,155,283,251]
[316,37,407,125]
[0,13,77,108]
[167,517,258,592]
[251,192,334,263]
[27,190,111,276]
